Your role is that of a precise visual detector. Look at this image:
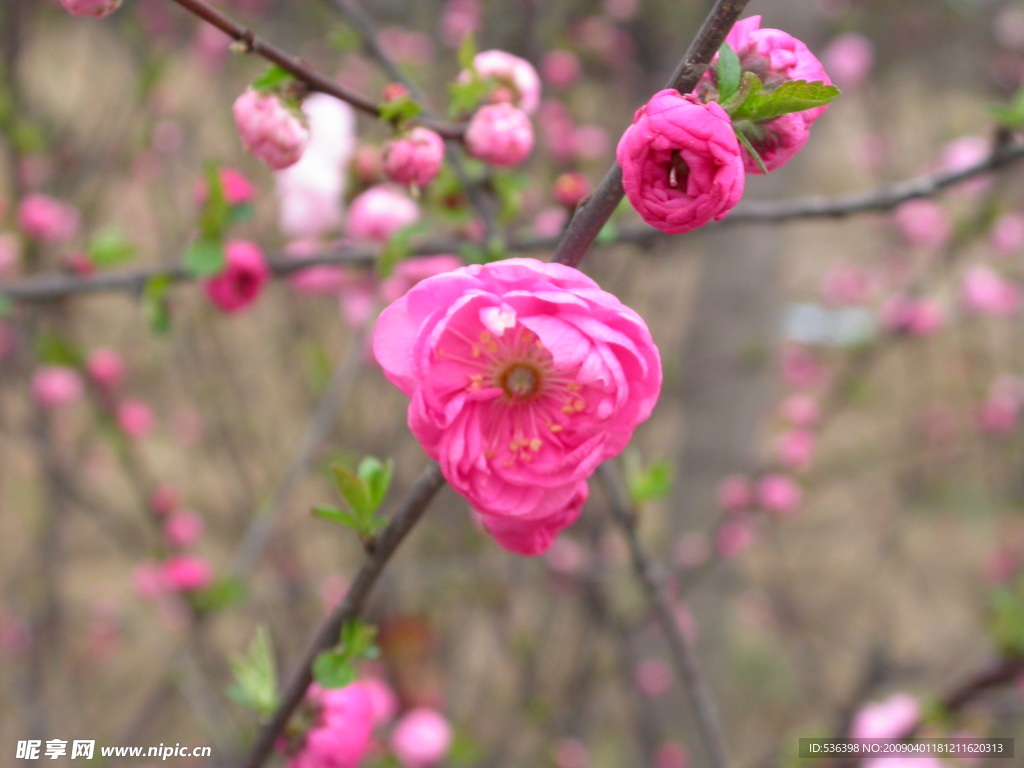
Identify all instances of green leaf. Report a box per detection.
[35,333,82,367]
[88,226,136,269]
[448,77,493,118]
[626,459,673,506]
[313,505,362,530]
[198,164,230,241]
[719,71,762,115]
[228,626,279,716]
[731,80,841,123]
[735,128,769,175]
[192,577,247,612]
[142,274,173,335]
[330,464,373,517]
[252,64,294,93]
[340,620,378,661]
[379,94,424,126]
[358,457,394,512]
[312,650,356,689]
[457,32,478,71]
[989,82,1024,129]
[184,238,226,278]
[715,42,742,103]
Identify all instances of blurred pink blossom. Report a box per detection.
[204,241,270,313]
[820,266,876,306]
[822,33,874,90]
[0,232,21,277]
[715,516,755,558]
[18,194,79,244]
[163,511,204,548]
[654,741,689,768]
[850,693,919,739]
[32,366,83,409]
[383,128,445,188]
[635,657,673,697]
[462,50,541,114]
[778,394,820,428]
[195,167,254,208]
[879,295,944,337]
[893,200,951,249]
[541,50,582,89]
[391,708,453,768]
[776,429,817,472]
[359,677,398,726]
[465,103,534,167]
[162,555,213,592]
[717,475,753,513]
[439,0,482,48]
[86,348,125,393]
[961,265,1020,316]
[60,0,122,17]
[533,206,568,238]
[233,88,309,170]
[117,399,155,439]
[990,213,1024,256]
[756,473,803,516]
[346,186,420,243]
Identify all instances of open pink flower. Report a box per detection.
[203,241,269,313]
[290,684,375,768]
[617,89,744,234]
[233,88,309,170]
[373,258,662,555]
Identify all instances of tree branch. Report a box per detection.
[238,461,445,768]
[598,463,732,768]
[551,0,753,268]
[163,0,464,139]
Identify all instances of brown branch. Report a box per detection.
[163,0,464,139]
[6,135,1024,303]
[598,463,732,768]
[551,0,753,268]
[238,461,445,768]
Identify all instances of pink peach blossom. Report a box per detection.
[778,393,820,428]
[821,33,874,90]
[820,266,876,306]
[117,399,155,439]
[776,429,817,471]
[654,742,689,768]
[617,89,744,234]
[781,345,824,389]
[162,555,213,592]
[555,173,591,208]
[573,125,611,161]
[346,186,420,243]
[233,88,309,170]
[290,684,374,768]
[439,0,482,48]
[541,50,582,89]
[990,213,1024,256]
[391,708,453,768]
[380,255,463,304]
[195,167,254,207]
[735,113,811,175]
[60,0,122,17]
[717,475,753,512]
[533,206,569,238]
[465,103,534,167]
[941,135,991,196]
[635,657,672,697]
[203,241,270,313]
[359,677,398,725]
[756,473,802,516]
[18,194,79,244]
[893,199,951,249]
[383,128,446,187]
[961,265,1020,316]
[86,347,125,392]
[373,258,662,555]
[32,365,83,408]
[163,511,205,548]
[850,693,919,739]
[715,516,755,558]
[463,50,541,114]
[977,394,1019,436]
[879,295,944,337]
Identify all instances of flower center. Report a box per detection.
[499,363,541,400]
[668,150,690,189]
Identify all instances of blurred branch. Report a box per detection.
[10,132,1022,303]
[598,463,732,768]
[552,0,753,268]
[238,461,445,768]
[163,0,464,139]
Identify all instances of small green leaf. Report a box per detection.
[457,32,478,71]
[198,164,230,241]
[330,464,373,517]
[35,333,82,367]
[88,226,136,269]
[626,459,673,505]
[312,650,356,689]
[379,94,424,126]
[358,457,394,512]
[715,43,741,103]
[252,64,294,93]
[719,71,762,115]
[448,77,493,118]
[142,274,173,335]
[340,620,378,661]
[228,626,279,716]
[184,238,226,278]
[731,80,841,123]
[313,505,362,530]
[735,128,769,175]
[192,577,247,612]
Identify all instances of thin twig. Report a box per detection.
[6,136,1024,303]
[163,0,464,138]
[552,0,753,268]
[238,461,445,768]
[598,463,732,768]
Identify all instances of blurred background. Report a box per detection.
[3,0,1024,766]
